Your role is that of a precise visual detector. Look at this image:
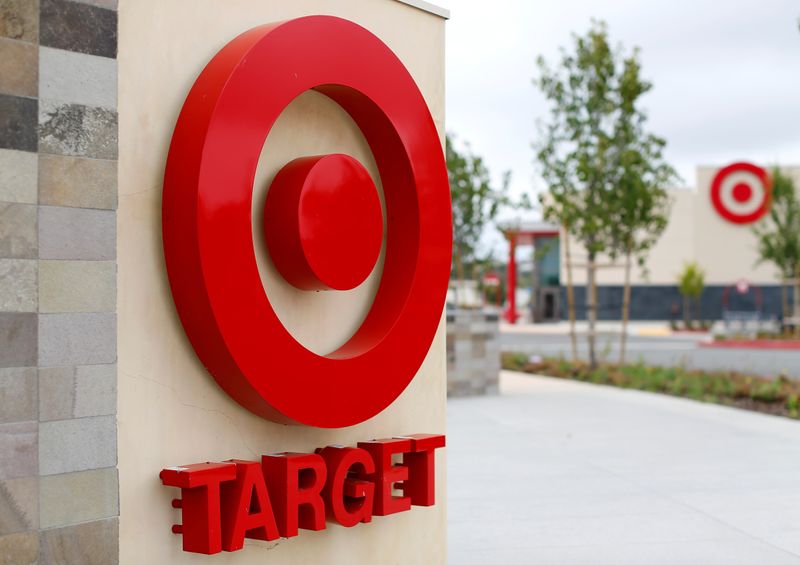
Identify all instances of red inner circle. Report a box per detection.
[731,182,752,203]
[299,155,383,290]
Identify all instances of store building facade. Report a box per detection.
[504,165,800,322]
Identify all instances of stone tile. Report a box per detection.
[0,0,37,43]
[0,259,36,312]
[38,154,117,210]
[0,530,37,565]
[39,517,117,565]
[39,0,116,59]
[38,312,115,367]
[38,206,115,260]
[39,415,115,475]
[40,467,117,528]
[0,203,37,258]
[39,260,115,312]
[0,149,37,203]
[0,38,36,97]
[0,94,36,152]
[0,421,36,480]
[40,46,117,109]
[0,476,37,534]
[39,364,116,421]
[0,313,36,367]
[0,367,36,423]
[38,100,117,159]
[72,0,116,9]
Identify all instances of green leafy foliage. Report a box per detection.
[502,353,800,419]
[677,261,705,300]
[446,133,525,281]
[752,168,800,319]
[534,20,677,365]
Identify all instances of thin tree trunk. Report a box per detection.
[563,226,577,362]
[454,246,464,308]
[587,251,598,369]
[781,278,789,320]
[619,250,632,365]
[683,295,689,328]
[795,265,800,337]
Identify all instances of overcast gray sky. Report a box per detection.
[439,0,800,249]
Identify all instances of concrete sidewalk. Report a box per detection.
[448,371,800,564]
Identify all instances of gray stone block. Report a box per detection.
[40,0,116,59]
[38,154,117,210]
[71,0,118,10]
[38,313,116,367]
[39,364,116,421]
[38,100,117,159]
[0,259,36,312]
[39,517,118,565]
[39,415,115,475]
[38,206,115,260]
[0,313,37,367]
[0,37,37,98]
[0,203,37,259]
[39,47,117,110]
[39,260,115,313]
[0,475,37,534]
[39,467,117,528]
[0,367,37,423]
[0,421,37,480]
[0,93,37,152]
[0,149,37,204]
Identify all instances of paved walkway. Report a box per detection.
[448,371,800,564]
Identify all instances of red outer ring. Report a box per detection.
[162,16,452,428]
[710,162,771,224]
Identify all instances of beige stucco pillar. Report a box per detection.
[117,1,447,562]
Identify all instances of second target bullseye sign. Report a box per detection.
[710,162,771,224]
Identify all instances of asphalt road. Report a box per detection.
[501,331,800,379]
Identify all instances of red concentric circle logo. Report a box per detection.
[710,162,771,224]
[162,16,452,428]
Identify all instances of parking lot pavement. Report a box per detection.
[447,371,800,565]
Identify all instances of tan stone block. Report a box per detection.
[39,154,117,210]
[0,0,38,43]
[0,203,37,259]
[0,38,36,97]
[0,149,37,204]
[0,367,36,423]
[0,530,37,565]
[39,467,118,528]
[39,518,117,565]
[0,476,37,534]
[0,421,36,480]
[39,364,116,421]
[39,260,115,313]
[0,259,35,312]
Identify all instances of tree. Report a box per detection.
[446,133,518,303]
[535,20,675,367]
[607,54,677,363]
[753,167,800,329]
[677,262,705,328]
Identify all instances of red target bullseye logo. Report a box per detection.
[710,162,771,224]
[162,16,452,428]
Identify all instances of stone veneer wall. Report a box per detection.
[0,0,118,563]
[446,309,500,397]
